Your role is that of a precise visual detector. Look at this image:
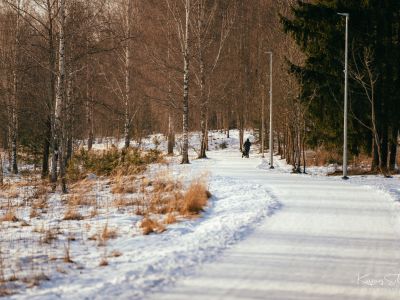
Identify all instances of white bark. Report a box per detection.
[9,0,21,174]
[51,0,66,192]
[181,0,190,164]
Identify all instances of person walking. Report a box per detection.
[242,138,251,158]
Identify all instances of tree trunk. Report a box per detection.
[181,0,190,164]
[9,0,21,175]
[124,2,132,149]
[380,125,389,175]
[371,138,379,172]
[389,140,397,171]
[42,118,51,178]
[0,153,3,186]
[198,2,207,159]
[388,128,398,171]
[46,0,56,180]
[51,0,66,191]
[65,74,74,166]
[167,113,175,155]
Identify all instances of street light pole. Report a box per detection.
[266,51,274,169]
[338,13,349,179]
[261,91,265,158]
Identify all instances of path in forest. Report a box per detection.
[148,150,400,300]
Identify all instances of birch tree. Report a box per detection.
[51,0,66,192]
[166,0,191,164]
[2,0,22,174]
[193,0,235,159]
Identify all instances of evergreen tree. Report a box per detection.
[282,0,399,172]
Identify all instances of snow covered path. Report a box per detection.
[148,150,400,300]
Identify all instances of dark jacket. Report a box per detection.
[244,140,251,151]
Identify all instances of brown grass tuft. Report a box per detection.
[110,250,122,257]
[32,184,48,199]
[89,208,98,218]
[101,223,118,241]
[99,258,108,267]
[180,180,211,215]
[140,217,166,235]
[30,208,40,219]
[6,187,19,199]
[111,174,137,194]
[63,207,83,221]
[164,213,177,224]
[1,210,19,222]
[67,194,92,206]
[42,228,57,244]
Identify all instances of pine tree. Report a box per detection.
[282,0,399,172]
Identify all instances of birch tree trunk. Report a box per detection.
[51,0,66,192]
[198,1,207,159]
[124,0,132,149]
[43,0,56,178]
[181,0,190,164]
[166,16,175,155]
[9,0,20,175]
[86,50,94,150]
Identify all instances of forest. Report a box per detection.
[0,0,399,191]
[1,1,400,297]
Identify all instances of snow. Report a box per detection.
[1,130,279,299]
[2,129,400,300]
[148,149,400,300]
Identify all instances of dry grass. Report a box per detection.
[22,273,49,288]
[101,223,118,241]
[1,210,19,222]
[113,197,135,208]
[111,174,137,194]
[0,288,13,297]
[29,208,40,219]
[109,250,122,257]
[20,220,30,227]
[42,228,57,244]
[63,243,73,263]
[6,187,19,199]
[140,217,166,235]
[70,179,95,194]
[180,180,211,215]
[7,273,18,282]
[89,208,98,218]
[164,213,177,224]
[32,196,47,210]
[63,207,83,221]
[32,184,48,199]
[67,194,93,207]
[99,257,108,267]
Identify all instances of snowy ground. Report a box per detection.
[1,130,400,299]
[1,130,279,299]
[148,149,400,300]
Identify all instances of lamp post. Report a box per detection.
[338,13,349,180]
[261,89,265,158]
[266,51,274,169]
